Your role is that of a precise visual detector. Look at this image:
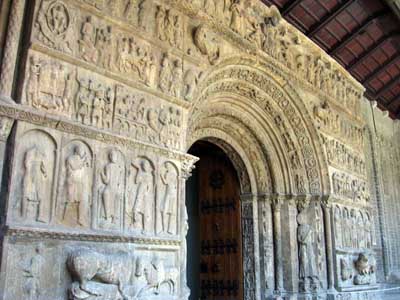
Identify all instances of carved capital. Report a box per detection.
[180,156,199,180]
[0,116,14,141]
[271,195,286,211]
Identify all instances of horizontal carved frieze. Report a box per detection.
[6,226,181,245]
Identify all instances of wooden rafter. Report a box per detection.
[362,55,400,84]
[308,0,357,37]
[282,0,303,16]
[386,94,400,107]
[329,12,389,56]
[375,75,400,98]
[348,33,400,70]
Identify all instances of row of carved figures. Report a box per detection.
[332,172,370,203]
[314,102,364,149]
[16,130,181,236]
[34,0,361,110]
[35,1,202,102]
[323,137,367,176]
[25,54,183,150]
[190,0,361,109]
[334,206,374,250]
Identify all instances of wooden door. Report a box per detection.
[197,150,243,300]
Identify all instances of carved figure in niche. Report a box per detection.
[261,6,281,52]
[297,200,319,292]
[138,0,152,31]
[183,69,203,100]
[159,162,178,235]
[96,26,113,69]
[130,159,154,233]
[230,0,244,35]
[156,6,167,41]
[76,78,92,125]
[63,145,91,227]
[171,60,182,97]
[193,25,221,65]
[26,56,41,108]
[158,54,173,93]
[100,150,124,225]
[143,52,157,87]
[23,244,44,300]
[91,86,106,127]
[79,17,98,63]
[21,147,48,223]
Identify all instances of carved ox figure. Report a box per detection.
[67,248,179,300]
[67,248,134,300]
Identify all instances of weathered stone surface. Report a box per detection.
[0,0,398,299]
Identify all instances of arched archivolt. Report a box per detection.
[187,56,331,197]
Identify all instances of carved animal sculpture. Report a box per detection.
[67,249,134,300]
[354,253,371,276]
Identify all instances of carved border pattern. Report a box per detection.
[6,226,181,245]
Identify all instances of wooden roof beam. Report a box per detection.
[329,12,389,56]
[362,55,400,84]
[348,32,400,70]
[308,0,358,37]
[375,75,400,98]
[386,94,400,108]
[282,0,303,16]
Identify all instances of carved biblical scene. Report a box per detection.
[96,149,126,231]
[114,85,183,150]
[24,53,76,117]
[11,128,57,225]
[331,171,370,203]
[57,141,93,228]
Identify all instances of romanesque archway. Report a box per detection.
[186,56,331,298]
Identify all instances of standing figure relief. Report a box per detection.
[159,162,178,235]
[99,150,124,227]
[63,145,92,227]
[21,147,48,223]
[130,158,154,234]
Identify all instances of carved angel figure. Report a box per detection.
[21,146,48,223]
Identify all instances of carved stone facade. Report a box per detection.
[0,0,398,300]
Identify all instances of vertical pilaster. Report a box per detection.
[272,196,284,294]
[322,197,335,293]
[0,0,26,99]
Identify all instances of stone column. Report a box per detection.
[180,159,198,300]
[0,115,14,193]
[272,196,284,294]
[322,197,335,292]
[0,0,26,99]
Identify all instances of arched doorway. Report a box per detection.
[186,141,243,300]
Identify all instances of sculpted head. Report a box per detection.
[109,150,118,163]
